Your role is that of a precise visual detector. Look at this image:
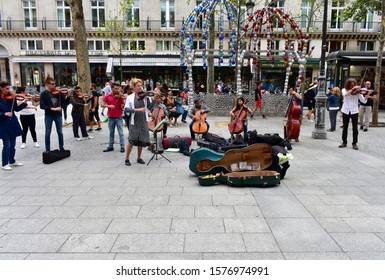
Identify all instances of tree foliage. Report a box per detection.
[343,0,381,21]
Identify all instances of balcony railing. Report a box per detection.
[0,19,382,35]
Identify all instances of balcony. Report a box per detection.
[0,18,381,38]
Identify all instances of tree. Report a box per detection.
[101,0,139,83]
[344,0,384,126]
[66,0,91,95]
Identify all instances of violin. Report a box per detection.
[2,92,30,102]
[228,99,249,135]
[284,89,301,141]
[52,87,68,95]
[138,91,154,99]
[192,109,208,134]
[351,86,364,95]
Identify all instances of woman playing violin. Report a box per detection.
[17,86,40,149]
[70,86,93,141]
[150,91,168,138]
[124,78,154,166]
[229,97,252,140]
[0,81,28,171]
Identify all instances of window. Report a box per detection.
[331,0,344,29]
[329,41,347,52]
[57,0,71,28]
[87,40,110,51]
[269,1,285,28]
[156,40,176,51]
[161,0,175,28]
[91,0,105,28]
[300,1,314,29]
[23,0,37,29]
[53,40,75,50]
[360,41,374,51]
[196,1,203,29]
[361,11,374,30]
[20,39,43,50]
[193,41,204,50]
[122,40,146,51]
[126,0,139,28]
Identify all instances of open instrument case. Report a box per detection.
[189,143,281,187]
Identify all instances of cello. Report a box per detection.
[228,98,249,135]
[192,109,208,135]
[284,88,301,142]
[148,106,165,132]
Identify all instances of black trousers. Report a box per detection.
[342,112,359,145]
[71,111,88,138]
[20,114,37,143]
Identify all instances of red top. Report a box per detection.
[103,95,125,118]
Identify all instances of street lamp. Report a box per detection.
[246,0,255,17]
[312,0,328,139]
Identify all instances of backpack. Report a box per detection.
[179,139,190,156]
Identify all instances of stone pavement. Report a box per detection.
[1,108,385,260]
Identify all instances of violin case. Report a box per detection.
[163,135,192,149]
[198,170,280,187]
[42,149,71,164]
[190,143,281,187]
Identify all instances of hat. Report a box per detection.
[183,87,189,93]
[194,98,201,104]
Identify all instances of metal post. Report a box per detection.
[312,0,328,139]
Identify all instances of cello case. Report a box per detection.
[189,144,280,187]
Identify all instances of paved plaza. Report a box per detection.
[1,108,385,260]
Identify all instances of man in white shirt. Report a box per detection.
[101,80,113,116]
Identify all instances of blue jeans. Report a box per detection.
[1,134,16,167]
[108,117,124,148]
[44,114,64,151]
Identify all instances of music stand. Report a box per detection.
[147,119,171,165]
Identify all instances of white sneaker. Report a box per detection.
[20,143,26,149]
[10,161,23,167]
[84,136,94,140]
[2,165,12,171]
[75,137,82,141]
[34,142,40,148]
[310,119,314,123]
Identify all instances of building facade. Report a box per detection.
[0,0,381,92]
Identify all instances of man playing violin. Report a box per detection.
[0,81,28,171]
[39,77,66,152]
[101,83,126,153]
[359,80,378,132]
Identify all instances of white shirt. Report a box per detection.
[341,88,367,115]
[102,84,112,96]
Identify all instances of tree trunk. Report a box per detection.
[207,14,215,95]
[67,0,91,96]
[372,0,385,126]
[67,0,91,124]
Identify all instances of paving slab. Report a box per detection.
[170,218,224,233]
[79,206,140,219]
[41,218,112,234]
[243,233,281,252]
[106,218,172,233]
[255,195,312,217]
[112,234,184,253]
[0,234,69,252]
[64,195,120,206]
[316,218,355,233]
[0,218,52,233]
[0,196,21,206]
[195,206,236,218]
[283,252,349,260]
[168,195,212,206]
[331,233,385,252]
[26,253,116,260]
[203,253,284,260]
[0,253,28,260]
[11,195,70,206]
[185,233,245,253]
[29,206,86,219]
[59,234,118,253]
[266,217,341,252]
[137,206,194,218]
[0,206,39,218]
[224,218,270,233]
[115,253,202,260]
[342,218,385,232]
[116,195,169,206]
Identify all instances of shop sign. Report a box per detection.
[23,50,76,56]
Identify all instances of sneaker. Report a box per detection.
[352,144,359,150]
[75,137,82,141]
[120,147,125,153]
[125,159,131,166]
[83,136,94,140]
[10,161,23,166]
[95,128,102,131]
[88,128,94,132]
[137,158,145,164]
[182,119,187,123]
[2,165,12,171]
[103,147,114,152]
[250,115,254,119]
[34,142,40,148]
[363,128,368,132]
[262,115,266,118]
[309,119,314,123]
[20,143,26,149]
[360,125,363,130]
